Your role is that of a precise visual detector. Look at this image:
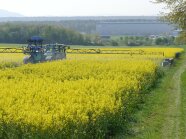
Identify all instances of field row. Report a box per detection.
[0,59,158,138]
[0,47,184,64]
[0,47,184,138]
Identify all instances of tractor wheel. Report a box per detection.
[23,56,30,64]
[23,56,33,64]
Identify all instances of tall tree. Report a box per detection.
[154,0,186,43]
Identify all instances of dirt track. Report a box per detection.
[162,59,186,139]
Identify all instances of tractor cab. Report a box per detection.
[25,36,44,53]
[28,36,43,46]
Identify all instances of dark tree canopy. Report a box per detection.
[154,0,186,29]
[0,23,99,45]
[154,0,186,44]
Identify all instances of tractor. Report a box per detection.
[0,36,67,64]
[23,36,66,64]
[0,36,165,64]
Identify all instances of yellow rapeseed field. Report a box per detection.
[0,47,184,138]
[0,53,24,69]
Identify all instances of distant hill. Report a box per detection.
[0,16,158,22]
[0,16,165,35]
[0,9,23,17]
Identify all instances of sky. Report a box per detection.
[0,0,166,16]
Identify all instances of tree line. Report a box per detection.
[104,36,176,46]
[0,23,98,45]
[0,20,185,46]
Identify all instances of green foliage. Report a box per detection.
[109,36,175,46]
[0,23,94,45]
[175,31,186,45]
[155,37,175,45]
[154,0,186,44]
[154,0,186,29]
[111,40,119,46]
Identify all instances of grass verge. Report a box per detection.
[180,69,186,138]
[114,53,186,139]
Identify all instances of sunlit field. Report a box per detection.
[0,45,184,138]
